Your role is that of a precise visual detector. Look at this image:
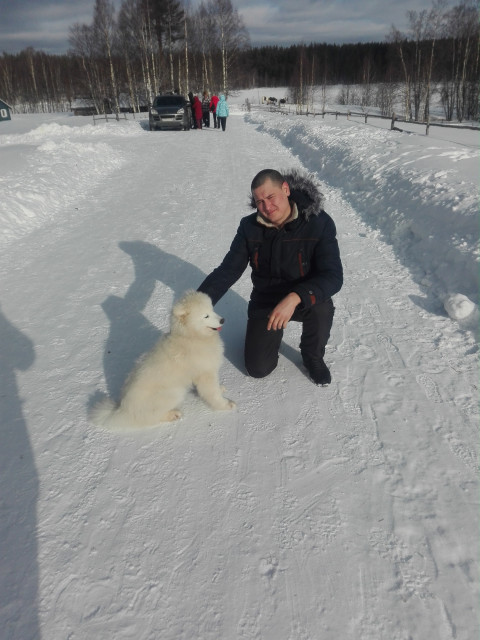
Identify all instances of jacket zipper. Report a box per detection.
[298,251,305,276]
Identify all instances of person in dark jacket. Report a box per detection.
[202,91,211,127]
[188,91,196,128]
[198,168,343,385]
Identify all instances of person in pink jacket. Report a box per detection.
[209,94,220,128]
[192,96,203,129]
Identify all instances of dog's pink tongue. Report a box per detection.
[217,327,222,331]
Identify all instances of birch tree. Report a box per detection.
[388,26,412,119]
[208,0,249,96]
[118,0,144,112]
[195,3,215,91]
[93,0,120,117]
[445,0,479,121]
[69,23,103,113]
[406,1,446,121]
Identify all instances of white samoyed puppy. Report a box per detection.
[90,290,235,428]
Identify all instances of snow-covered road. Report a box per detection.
[0,102,478,639]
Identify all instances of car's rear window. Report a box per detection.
[153,96,185,107]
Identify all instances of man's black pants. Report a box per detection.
[244,298,335,378]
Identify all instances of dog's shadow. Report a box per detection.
[95,240,303,403]
[97,241,245,401]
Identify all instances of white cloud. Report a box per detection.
[0,0,444,54]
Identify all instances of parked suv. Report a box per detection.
[149,94,192,131]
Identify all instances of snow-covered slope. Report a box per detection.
[0,93,478,640]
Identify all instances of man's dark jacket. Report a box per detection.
[198,170,343,312]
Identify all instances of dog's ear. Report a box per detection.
[173,291,198,322]
[172,299,188,321]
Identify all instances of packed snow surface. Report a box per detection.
[0,89,478,640]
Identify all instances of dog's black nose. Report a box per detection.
[220,318,225,324]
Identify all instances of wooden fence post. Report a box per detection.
[391,112,396,130]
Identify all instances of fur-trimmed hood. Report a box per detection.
[249,169,324,220]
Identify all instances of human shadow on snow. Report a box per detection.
[99,240,301,400]
[0,304,40,640]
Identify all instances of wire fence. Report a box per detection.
[92,112,128,125]
[244,99,480,136]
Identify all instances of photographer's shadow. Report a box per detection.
[0,304,40,639]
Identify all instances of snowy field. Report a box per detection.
[0,88,478,639]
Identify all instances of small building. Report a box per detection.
[72,94,150,116]
[0,99,12,122]
[71,97,97,116]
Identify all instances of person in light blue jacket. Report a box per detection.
[215,94,229,131]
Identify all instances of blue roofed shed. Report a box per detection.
[0,99,12,122]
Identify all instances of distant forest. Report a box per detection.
[243,42,393,88]
[0,0,478,121]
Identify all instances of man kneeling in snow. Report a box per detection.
[198,169,343,385]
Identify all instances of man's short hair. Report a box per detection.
[251,169,285,192]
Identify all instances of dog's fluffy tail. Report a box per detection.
[89,397,132,430]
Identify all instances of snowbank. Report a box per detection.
[0,118,142,246]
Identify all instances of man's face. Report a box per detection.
[252,178,291,227]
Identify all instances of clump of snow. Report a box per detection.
[444,293,477,320]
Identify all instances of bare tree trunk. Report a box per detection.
[167,20,175,91]
[388,27,412,120]
[424,2,447,121]
[69,23,102,113]
[210,0,249,96]
[298,51,303,112]
[221,39,227,94]
[141,3,157,99]
[308,56,315,112]
[93,0,120,117]
[184,12,189,93]
[177,57,182,94]
[27,49,39,109]
[457,33,471,121]
[321,72,327,113]
[124,54,136,113]
[107,42,120,117]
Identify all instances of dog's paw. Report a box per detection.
[211,398,236,411]
[165,409,182,421]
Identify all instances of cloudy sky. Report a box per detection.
[0,0,439,55]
